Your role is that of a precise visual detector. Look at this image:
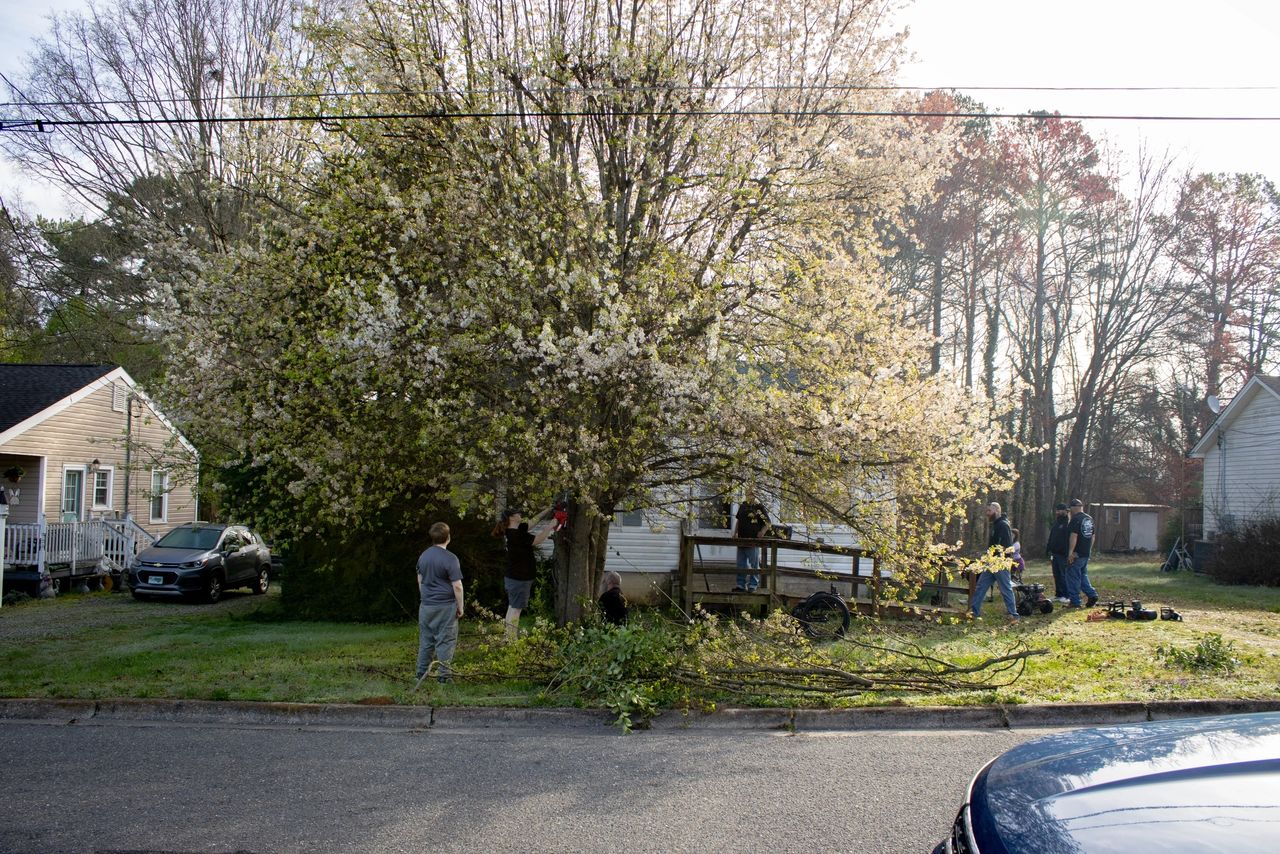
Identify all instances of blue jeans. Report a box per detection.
[1066,557,1097,607]
[972,569,1018,618]
[1050,554,1068,598]
[417,602,458,679]
[736,546,760,590]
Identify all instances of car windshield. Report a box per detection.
[154,527,222,551]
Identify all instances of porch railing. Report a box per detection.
[3,522,43,566]
[2,518,156,574]
[102,518,156,570]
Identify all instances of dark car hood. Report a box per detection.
[135,547,212,564]
[973,712,1280,854]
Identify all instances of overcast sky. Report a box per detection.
[3,0,1280,218]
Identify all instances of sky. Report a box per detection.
[2,0,1280,218]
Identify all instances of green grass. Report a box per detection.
[0,590,541,707]
[2,559,1278,708]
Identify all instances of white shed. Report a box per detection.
[1189,375,1280,539]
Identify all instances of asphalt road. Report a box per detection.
[0,718,1065,854]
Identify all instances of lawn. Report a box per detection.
[1,559,1278,709]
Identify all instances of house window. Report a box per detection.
[62,468,84,520]
[150,469,169,523]
[92,467,114,510]
[1108,509,1121,524]
[617,509,645,527]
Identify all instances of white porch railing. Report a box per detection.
[3,521,43,566]
[102,518,156,570]
[2,519,155,574]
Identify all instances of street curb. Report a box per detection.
[2,696,1279,732]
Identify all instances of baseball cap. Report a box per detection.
[1069,498,1084,507]
[1054,502,1067,511]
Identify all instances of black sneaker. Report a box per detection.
[1086,596,1098,607]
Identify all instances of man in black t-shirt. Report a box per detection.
[732,492,771,592]
[1066,498,1099,608]
[1045,503,1071,602]
[972,502,1019,620]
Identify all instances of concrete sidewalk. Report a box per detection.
[4,695,1279,732]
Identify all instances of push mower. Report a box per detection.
[1014,582,1053,616]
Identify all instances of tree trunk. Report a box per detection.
[552,499,612,626]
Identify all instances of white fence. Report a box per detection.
[2,518,156,574]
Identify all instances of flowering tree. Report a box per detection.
[166,0,1014,623]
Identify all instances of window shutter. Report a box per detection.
[112,384,128,413]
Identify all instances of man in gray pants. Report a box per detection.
[416,522,464,682]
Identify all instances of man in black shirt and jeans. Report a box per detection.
[1066,498,1099,608]
[972,502,1019,621]
[733,490,771,593]
[1045,503,1071,602]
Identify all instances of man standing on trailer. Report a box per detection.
[732,489,772,593]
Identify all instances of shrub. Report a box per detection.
[280,508,506,622]
[1205,516,1280,586]
[1155,633,1239,674]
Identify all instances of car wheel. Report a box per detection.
[204,573,224,604]
[251,566,269,595]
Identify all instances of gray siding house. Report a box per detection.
[1189,375,1280,539]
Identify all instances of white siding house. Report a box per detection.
[589,498,872,604]
[1,364,199,594]
[1189,375,1280,539]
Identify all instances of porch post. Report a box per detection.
[37,516,46,577]
[0,489,9,607]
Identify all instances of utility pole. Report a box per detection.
[123,395,134,520]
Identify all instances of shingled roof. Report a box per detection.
[0,364,117,433]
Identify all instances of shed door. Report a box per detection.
[1129,512,1159,552]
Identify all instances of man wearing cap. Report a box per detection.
[1045,503,1072,603]
[1066,498,1099,608]
[972,501,1019,621]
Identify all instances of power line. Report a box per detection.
[3,82,1279,110]
[4,108,1280,132]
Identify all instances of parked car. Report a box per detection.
[934,711,1280,853]
[128,523,271,603]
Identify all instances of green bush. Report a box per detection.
[280,509,506,622]
[1206,516,1280,587]
[1155,633,1239,674]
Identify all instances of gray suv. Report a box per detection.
[129,523,271,603]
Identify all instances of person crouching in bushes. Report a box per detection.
[598,571,628,626]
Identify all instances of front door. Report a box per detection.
[61,468,84,521]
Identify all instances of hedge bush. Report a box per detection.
[1206,516,1280,587]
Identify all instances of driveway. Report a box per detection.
[0,588,273,644]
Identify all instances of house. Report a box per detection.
[1086,503,1170,553]
[598,496,875,604]
[1189,374,1280,539]
[0,364,199,595]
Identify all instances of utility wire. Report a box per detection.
[3,82,1279,109]
[5,108,1280,132]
